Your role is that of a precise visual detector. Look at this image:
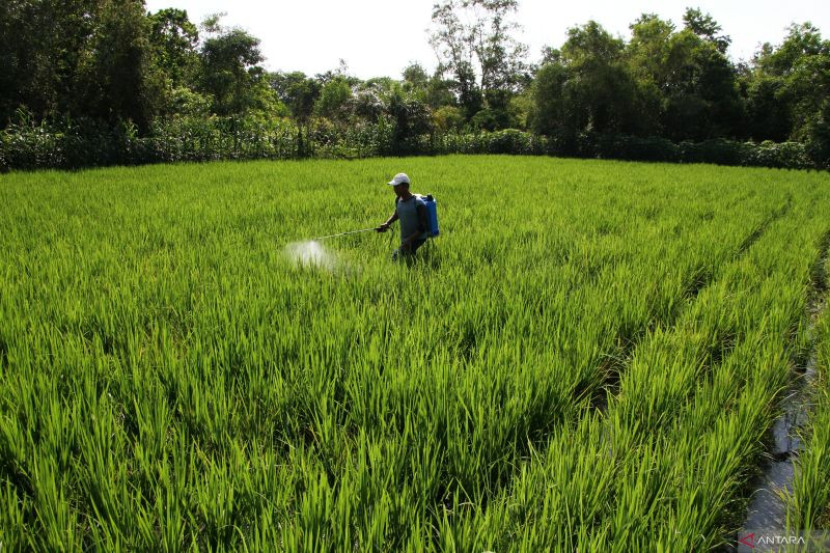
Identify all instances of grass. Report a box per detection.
[0,155,829,551]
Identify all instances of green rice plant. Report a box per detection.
[786,250,830,531]
[446,184,830,551]
[786,384,830,530]
[1,156,829,550]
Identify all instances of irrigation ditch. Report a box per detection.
[735,230,830,549]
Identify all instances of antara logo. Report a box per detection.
[740,533,807,548]
[739,533,755,548]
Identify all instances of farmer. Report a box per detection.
[376,172,429,260]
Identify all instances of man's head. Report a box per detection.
[388,172,411,198]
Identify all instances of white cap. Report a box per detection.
[388,173,410,186]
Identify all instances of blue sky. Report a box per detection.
[145,0,829,79]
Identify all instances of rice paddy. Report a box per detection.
[1,155,829,551]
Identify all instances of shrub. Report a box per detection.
[1,116,827,171]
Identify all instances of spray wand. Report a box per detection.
[309,227,378,241]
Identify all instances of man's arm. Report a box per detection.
[376,211,398,232]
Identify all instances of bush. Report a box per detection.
[0,114,827,171]
[746,141,811,170]
[678,139,749,166]
[553,133,819,170]
[485,129,535,154]
[596,136,679,163]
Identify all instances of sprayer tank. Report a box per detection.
[423,194,440,237]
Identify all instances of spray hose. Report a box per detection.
[310,227,378,241]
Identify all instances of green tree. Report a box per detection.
[529,62,570,135]
[759,24,830,163]
[683,7,731,54]
[742,76,790,142]
[625,11,744,140]
[424,73,457,109]
[650,14,743,141]
[755,23,827,77]
[402,62,430,101]
[271,71,320,124]
[314,77,353,122]
[765,25,829,135]
[74,0,164,131]
[353,78,397,124]
[432,104,464,132]
[429,0,527,126]
[0,0,103,124]
[401,62,454,115]
[0,0,28,122]
[148,8,199,89]
[198,14,270,115]
[744,22,830,149]
[559,21,640,135]
[805,99,830,166]
[625,14,675,134]
[386,87,433,149]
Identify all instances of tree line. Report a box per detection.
[1,0,828,170]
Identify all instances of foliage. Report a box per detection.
[2,114,826,172]
[271,71,321,125]
[432,105,465,133]
[1,4,829,170]
[148,8,200,89]
[429,0,528,127]
[683,7,731,54]
[0,0,102,123]
[76,0,165,132]
[197,16,277,116]
[314,77,354,122]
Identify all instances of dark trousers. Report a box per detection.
[394,238,427,260]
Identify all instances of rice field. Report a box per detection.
[1,155,829,551]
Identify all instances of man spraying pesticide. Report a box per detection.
[287,172,438,268]
[375,173,439,260]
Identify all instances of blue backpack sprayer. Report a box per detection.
[423,195,440,237]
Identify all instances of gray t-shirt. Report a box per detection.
[396,195,428,243]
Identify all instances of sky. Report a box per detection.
[145,0,829,80]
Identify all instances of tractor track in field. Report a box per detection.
[735,228,830,548]
[591,200,793,413]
